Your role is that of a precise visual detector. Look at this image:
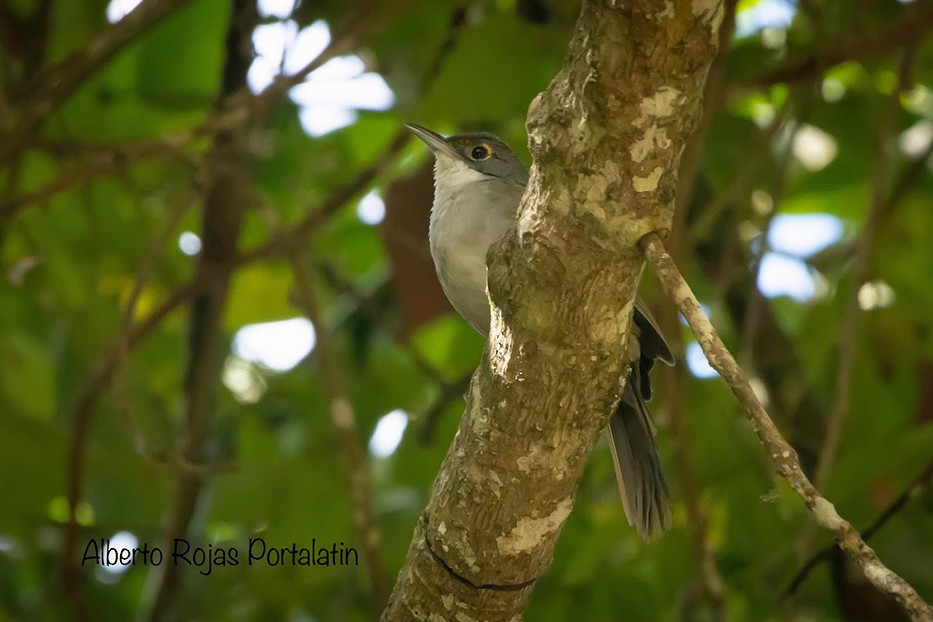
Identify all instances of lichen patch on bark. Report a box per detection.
[633,167,664,192]
[495,498,573,556]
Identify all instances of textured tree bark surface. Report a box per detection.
[383,1,722,619]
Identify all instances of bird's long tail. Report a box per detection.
[607,383,672,539]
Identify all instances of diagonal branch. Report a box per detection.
[0,137,202,222]
[60,278,194,620]
[745,2,933,87]
[290,252,390,611]
[0,0,193,164]
[639,232,932,621]
[237,129,410,265]
[0,0,457,225]
[811,46,916,497]
[783,457,933,599]
[58,192,197,619]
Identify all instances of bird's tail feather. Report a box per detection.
[607,384,672,539]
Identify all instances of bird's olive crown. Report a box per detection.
[446,132,529,185]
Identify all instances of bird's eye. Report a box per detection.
[470,145,491,160]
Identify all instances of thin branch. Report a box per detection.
[54,10,463,604]
[882,138,933,221]
[0,137,202,221]
[0,0,451,226]
[56,126,393,599]
[140,2,256,618]
[60,189,196,605]
[239,0,420,114]
[313,256,476,446]
[0,0,193,164]
[49,4,451,617]
[659,328,729,618]
[806,136,933,287]
[109,192,198,448]
[237,129,410,264]
[290,252,390,610]
[672,0,736,246]
[740,102,804,367]
[783,458,933,598]
[60,280,194,619]
[791,48,918,581]
[687,100,794,243]
[639,232,932,621]
[745,3,933,87]
[417,372,472,446]
[228,0,570,267]
[315,260,448,387]
[0,8,323,219]
[811,45,916,501]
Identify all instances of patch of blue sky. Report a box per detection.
[735,0,796,37]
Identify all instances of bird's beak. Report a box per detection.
[405,123,462,161]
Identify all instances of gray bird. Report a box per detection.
[406,123,673,539]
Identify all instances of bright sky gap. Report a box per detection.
[369,410,409,458]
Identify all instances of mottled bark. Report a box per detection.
[383,1,721,619]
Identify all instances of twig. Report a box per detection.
[810,46,916,505]
[57,128,401,592]
[32,0,451,238]
[110,192,199,455]
[54,7,463,604]
[315,260,448,387]
[49,3,453,616]
[658,326,728,618]
[745,3,932,87]
[296,1,491,447]
[290,252,390,611]
[0,0,193,164]
[672,0,736,245]
[0,6,347,219]
[783,458,933,598]
[687,100,794,243]
[639,232,932,621]
[237,129,410,264]
[244,0,420,111]
[0,138,203,221]
[288,15,475,293]
[739,100,804,367]
[1,0,450,226]
[792,48,918,583]
[60,280,194,620]
[882,138,933,221]
[417,372,472,446]
[140,2,256,618]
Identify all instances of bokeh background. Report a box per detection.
[0,0,931,620]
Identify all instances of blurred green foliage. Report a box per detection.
[0,0,931,620]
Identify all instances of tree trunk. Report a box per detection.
[383,1,722,619]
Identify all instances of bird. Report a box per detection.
[405,123,673,539]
